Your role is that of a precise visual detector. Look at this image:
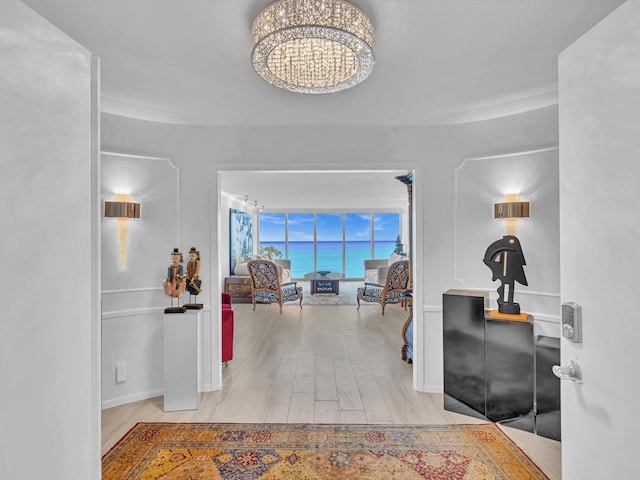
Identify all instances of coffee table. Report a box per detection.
[304,272,344,295]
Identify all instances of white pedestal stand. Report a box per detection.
[163,309,201,411]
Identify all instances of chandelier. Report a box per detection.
[251,0,375,94]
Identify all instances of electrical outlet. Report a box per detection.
[116,361,128,382]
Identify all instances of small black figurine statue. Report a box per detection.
[483,235,528,315]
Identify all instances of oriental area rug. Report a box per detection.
[102,422,549,480]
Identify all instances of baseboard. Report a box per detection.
[102,383,214,409]
[102,389,164,409]
[423,384,444,393]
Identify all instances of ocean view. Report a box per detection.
[260,240,395,279]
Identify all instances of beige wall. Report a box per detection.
[0,1,99,478]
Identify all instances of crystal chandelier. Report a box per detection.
[251,0,375,94]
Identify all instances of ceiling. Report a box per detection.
[221,170,410,211]
[20,0,623,210]
[22,0,623,127]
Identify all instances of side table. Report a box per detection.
[304,272,343,295]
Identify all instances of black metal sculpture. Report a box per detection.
[483,235,528,314]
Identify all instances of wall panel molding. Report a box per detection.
[101,150,180,290]
[452,146,560,322]
[102,305,211,320]
[102,286,163,294]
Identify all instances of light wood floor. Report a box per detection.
[102,302,561,479]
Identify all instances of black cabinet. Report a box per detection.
[535,335,561,441]
[485,316,534,423]
[443,289,559,440]
[443,290,487,418]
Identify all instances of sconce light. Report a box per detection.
[104,201,141,218]
[494,193,529,235]
[105,194,140,267]
[494,202,530,219]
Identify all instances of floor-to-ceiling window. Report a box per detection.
[345,213,371,278]
[316,213,343,274]
[373,213,401,259]
[259,211,401,279]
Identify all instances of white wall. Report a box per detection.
[454,147,560,334]
[0,1,99,478]
[559,1,640,478]
[101,105,559,398]
[100,151,217,407]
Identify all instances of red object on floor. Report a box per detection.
[221,293,234,363]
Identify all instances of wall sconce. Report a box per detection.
[494,193,529,235]
[105,194,140,267]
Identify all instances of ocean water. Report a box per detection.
[260,240,395,278]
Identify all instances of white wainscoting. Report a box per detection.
[101,294,212,409]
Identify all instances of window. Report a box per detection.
[345,213,371,278]
[286,213,314,277]
[373,213,401,259]
[258,213,286,257]
[260,211,401,279]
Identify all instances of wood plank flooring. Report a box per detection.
[101,302,561,479]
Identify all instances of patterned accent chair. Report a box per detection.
[356,260,410,315]
[247,259,303,314]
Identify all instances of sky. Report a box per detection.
[259,212,400,242]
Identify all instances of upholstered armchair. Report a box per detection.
[357,260,410,315]
[247,259,303,313]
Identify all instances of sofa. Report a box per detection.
[364,252,407,284]
[233,256,292,283]
[221,293,234,364]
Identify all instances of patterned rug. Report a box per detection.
[102,423,549,479]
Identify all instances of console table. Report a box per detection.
[224,276,252,303]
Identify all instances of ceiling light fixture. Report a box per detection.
[251,0,375,94]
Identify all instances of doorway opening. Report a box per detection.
[214,167,422,393]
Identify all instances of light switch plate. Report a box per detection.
[116,361,128,382]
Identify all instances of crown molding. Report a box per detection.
[435,84,559,125]
[101,85,559,127]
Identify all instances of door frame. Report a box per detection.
[211,163,424,392]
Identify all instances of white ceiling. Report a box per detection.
[20,0,623,209]
[22,0,623,127]
[221,170,410,211]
